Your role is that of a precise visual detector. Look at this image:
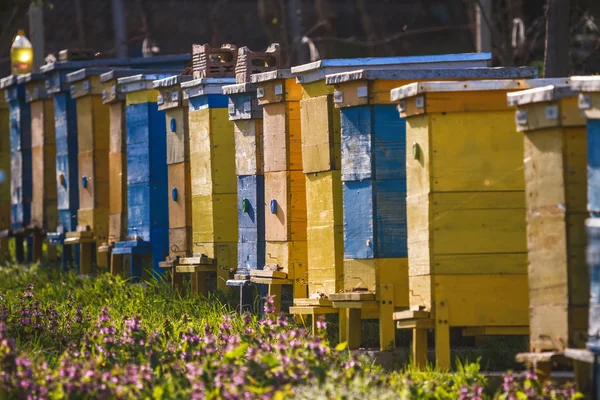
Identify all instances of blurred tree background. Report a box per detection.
[0,0,598,74]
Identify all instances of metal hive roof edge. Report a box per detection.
[250,69,294,83]
[325,66,539,84]
[181,78,236,98]
[153,74,193,88]
[506,85,577,106]
[291,52,492,74]
[16,73,46,84]
[67,67,122,83]
[180,77,236,88]
[390,78,571,101]
[570,76,600,92]
[221,82,257,95]
[99,69,182,83]
[118,73,181,93]
[40,53,191,73]
[0,75,19,89]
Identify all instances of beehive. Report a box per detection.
[180,77,236,293]
[289,53,493,331]
[392,78,569,369]
[324,67,538,351]
[20,73,58,262]
[62,68,117,272]
[41,55,191,271]
[0,94,10,261]
[570,76,600,354]
[506,85,590,388]
[247,69,307,309]
[111,73,172,278]
[154,74,194,287]
[0,75,33,263]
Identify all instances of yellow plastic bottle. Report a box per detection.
[10,29,33,75]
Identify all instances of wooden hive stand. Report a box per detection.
[0,94,9,262]
[154,73,195,288]
[179,74,237,295]
[20,73,58,263]
[390,78,574,369]
[288,53,494,338]
[325,66,538,352]
[249,69,308,313]
[505,84,590,392]
[0,74,34,264]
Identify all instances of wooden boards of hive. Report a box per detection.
[114,73,172,275]
[227,81,265,279]
[154,74,193,258]
[251,70,307,294]
[1,75,32,232]
[507,84,588,353]
[182,77,236,291]
[392,79,571,333]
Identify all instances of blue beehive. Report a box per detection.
[42,54,190,271]
[0,75,33,262]
[112,73,176,278]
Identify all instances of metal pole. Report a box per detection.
[476,0,492,53]
[111,0,128,58]
[28,3,44,72]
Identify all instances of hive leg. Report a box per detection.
[15,236,25,263]
[435,323,451,370]
[32,233,43,262]
[240,285,254,313]
[191,271,207,296]
[129,254,142,280]
[46,241,57,262]
[0,237,9,263]
[171,268,184,290]
[110,253,123,276]
[95,241,108,269]
[338,309,348,343]
[79,243,92,274]
[379,284,395,351]
[534,361,552,382]
[346,308,361,350]
[413,328,428,368]
[574,360,591,395]
[268,284,282,314]
[216,244,230,294]
[25,236,33,263]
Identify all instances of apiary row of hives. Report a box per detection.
[2,45,600,393]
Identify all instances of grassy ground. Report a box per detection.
[0,263,583,399]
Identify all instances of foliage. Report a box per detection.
[0,264,585,399]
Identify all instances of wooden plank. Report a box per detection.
[168,162,192,229]
[329,292,375,301]
[165,107,190,164]
[126,89,159,106]
[406,114,431,198]
[301,80,333,99]
[109,102,126,154]
[342,258,409,306]
[331,300,378,309]
[301,95,340,173]
[91,95,110,151]
[76,96,94,153]
[434,274,529,327]
[109,212,127,244]
[176,265,216,273]
[109,152,126,214]
[430,110,524,192]
[289,306,339,315]
[265,171,289,241]
[432,192,527,256]
[588,119,600,213]
[393,310,431,320]
[238,175,265,243]
[191,193,237,244]
[250,277,293,285]
[564,126,587,211]
[340,106,372,181]
[169,226,191,257]
[264,102,288,172]
[249,269,288,279]
[265,240,308,279]
[294,298,332,306]
[462,326,529,336]
[234,119,263,175]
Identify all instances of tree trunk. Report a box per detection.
[543,0,570,77]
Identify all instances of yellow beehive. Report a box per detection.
[289,54,494,333]
[0,94,9,261]
[22,73,58,261]
[324,67,539,351]
[181,77,237,293]
[392,78,570,369]
[249,70,308,304]
[64,69,111,273]
[506,84,589,386]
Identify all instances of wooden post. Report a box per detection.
[413,328,428,368]
[111,253,124,276]
[79,243,92,274]
[268,284,282,314]
[32,232,43,262]
[475,0,492,53]
[191,272,207,296]
[28,3,45,73]
[435,299,451,370]
[15,236,24,263]
[346,308,361,350]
